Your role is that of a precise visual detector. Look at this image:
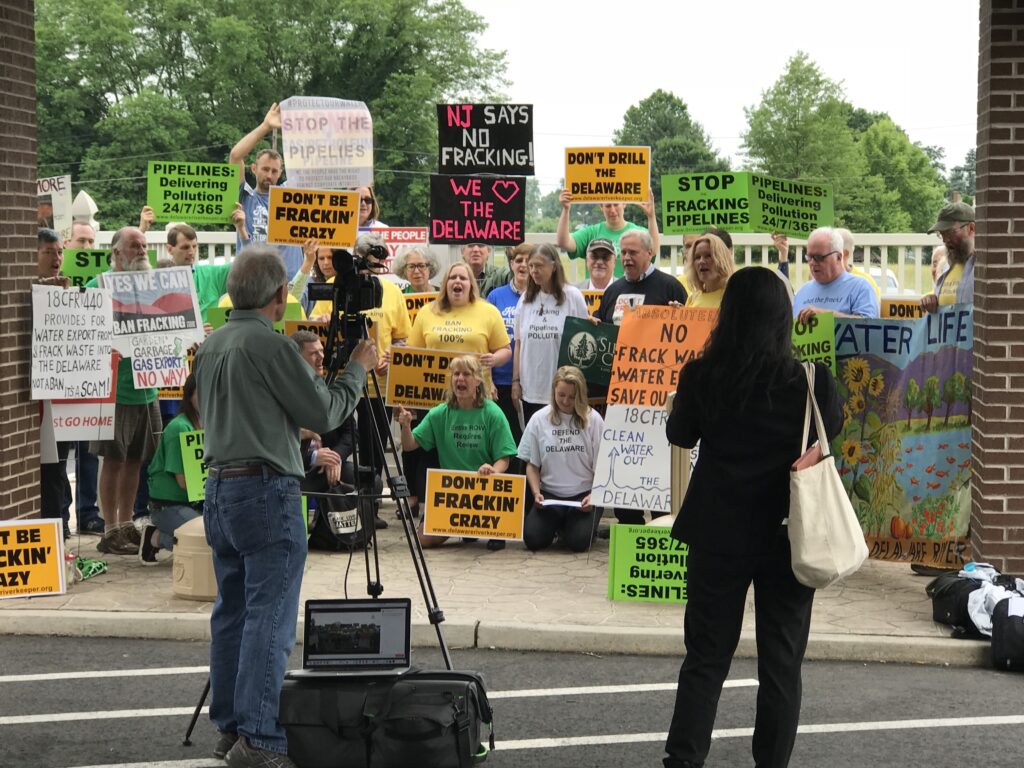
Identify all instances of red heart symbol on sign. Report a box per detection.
[491,180,521,205]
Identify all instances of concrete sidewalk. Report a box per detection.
[0,513,988,667]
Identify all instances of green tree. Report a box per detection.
[919,375,941,431]
[903,378,921,429]
[948,148,976,203]
[941,372,966,427]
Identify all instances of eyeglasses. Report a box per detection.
[588,252,612,261]
[938,222,970,241]
[359,196,374,205]
[806,250,840,263]
[406,262,429,270]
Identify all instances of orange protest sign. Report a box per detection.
[881,298,926,320]
[404,292,438,325]
[607,305,717,409]
[0,520,65,598]
[385,347,466,409]
[565,146,650,203]
[267,187,358,247]
[423,469,525,541]
[582,290,603,316]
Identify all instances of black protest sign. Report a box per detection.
[437,104,534,175]
[429,175,525,246]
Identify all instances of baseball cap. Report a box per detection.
[927,201,975,234]
[586,238,615,258]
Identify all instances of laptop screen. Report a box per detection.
[303,598,411,672]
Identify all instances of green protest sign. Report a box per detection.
[179,429,207,502]
[608,524,688,604]
[207,302,302,333]
[792,311,836,375]
[662,172,833,238]
[557,317,618,388]
[147,161,240,224]
[61,249,158,287]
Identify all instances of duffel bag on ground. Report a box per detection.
[991,595,1024,672]
[926,571,984,637]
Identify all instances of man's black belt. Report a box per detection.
[208,464,281,479]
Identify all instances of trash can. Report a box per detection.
[171,516,217,601]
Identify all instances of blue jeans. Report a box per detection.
[204,470,305,754]
[74,443,102,526]
[150,502,201,551]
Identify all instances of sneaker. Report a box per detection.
[123,523,142,547]
[97,525,137,556]
[78,518,105,536]
[373,515,388,530]
[596,527,610,540]
[485,539,506,551]
[225,736,297,768]
[213,731,239,760]
[138,525,160,566]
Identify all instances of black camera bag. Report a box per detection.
[991,596,1024,672]
[926,572,983,634]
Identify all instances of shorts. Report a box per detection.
[91,400,161,462]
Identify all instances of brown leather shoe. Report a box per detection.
[96,524,138,556]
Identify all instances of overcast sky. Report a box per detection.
[462,0,980,193]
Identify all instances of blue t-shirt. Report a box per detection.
[793,270,879,318]
[486,283,523,386]
[237,178,303,278]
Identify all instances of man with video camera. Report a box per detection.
[194,246,377,767]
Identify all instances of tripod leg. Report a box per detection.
[182,676,211,746]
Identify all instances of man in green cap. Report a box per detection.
[921,201,975,312]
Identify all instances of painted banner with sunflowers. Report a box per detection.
[831,305,972,568]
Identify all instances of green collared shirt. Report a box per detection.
[193,309,366,477]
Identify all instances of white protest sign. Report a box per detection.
[129,336,188,390]
[101,266,203,356]
[50,401,115,442]
[591,404,672,513]
[280,96,374,190]
[38,175,73,239]
[31,285,113,400]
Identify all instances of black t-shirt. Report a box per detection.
[595,269,688,324]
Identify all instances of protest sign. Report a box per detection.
[882,298,926,320]
[437,103,534,175]
[146,161,239,223]
[37,175,72,238]
[404,293,438,325]
[267,187,358,247]
[565,147,650,203]
[208,301,302,333]
[0,520,65,599]
[607,306,716,409]
[581,290,603,316]
[792,311,836,375]
[385,347,466,409]
[31,285,113,400]
[129,336,188,390]
[429,174,525,246]
[61,249,157,288]
[158,351,194,401]
[381,227,429,267]
[591,405,673,514]
[661,171,834,238]
[280,96,373,189]
[102,266,203,356]
[180,430,207,502]
[608,525,688,604]
[51,355,117,441]
[557,317,618,388]
[832,305,972,568]
[423,469,525,541]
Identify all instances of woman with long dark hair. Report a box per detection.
[663,267,842,768]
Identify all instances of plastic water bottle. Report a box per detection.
[963,562,977,572]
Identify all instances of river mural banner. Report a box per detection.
[831,305,972,568]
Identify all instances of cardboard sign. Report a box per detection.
[102,267,203,356]
[0,520,65,599]
[582,290,603,316]
[792,311,837,375]
[423,469,525,541]
[662,171,834,238]
[61,249,157,288]
[146,161,239,223]
[129,336,188,390]
[51,354,117,441]
[608,525,688,604]
[31,285,113,400]
[385,347,466,409]
[564,147,650,203]
[284,319,339,349]
[180,430,207,502]
[557,317,618,388]
[404,293,438,325]
[158,351,194,401]
[608,306,716,409]
[429,175,525,246]
[437,103,534,175]
[882,298,926,320]
[267,187,358,247]
[208,302,302,333]
[591,404,673,514]
[280,96,374,190]
[38,174,73,239]
[381,227,429,266]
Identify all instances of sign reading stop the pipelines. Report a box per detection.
[661,171,834,238]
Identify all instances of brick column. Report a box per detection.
[0,1,40,522]
[971,0,1024,574]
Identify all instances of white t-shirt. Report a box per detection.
[514,286,589,404]
[517,405,604,498]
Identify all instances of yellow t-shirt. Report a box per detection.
[938,262,964,306]
[408,300,510,354]
[686,289,724,309]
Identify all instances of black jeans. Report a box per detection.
[664,529,814,768]
[41,442,72,525]
[522,491,596,552]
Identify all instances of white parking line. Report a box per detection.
[0,667,209,684]
[489,678,758,698]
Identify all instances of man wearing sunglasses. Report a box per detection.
[920,202,975,313]
[792,227,879,323]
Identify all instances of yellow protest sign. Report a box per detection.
[0,520,65,598]
[423,469,525,541]
[565,146,650,203]
[404,292,438,325]
[582,290,603,316]
[881,298,926,320]
[267,187,358,247]
[385,347,466,409]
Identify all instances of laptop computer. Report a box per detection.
[288,597,412,678]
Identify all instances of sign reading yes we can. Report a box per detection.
[267,187,358,247]
[565,147,650,203]
[423,469,525,541]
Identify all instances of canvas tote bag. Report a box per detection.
[788,362,868,589]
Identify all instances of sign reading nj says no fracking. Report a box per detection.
[267,187,359,247]
[146,161,239,223]
[437,104,534,175]
[430,175,525,246]
[661,171,834,238]
[564,147,650,203]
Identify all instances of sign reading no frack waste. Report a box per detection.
[0,520,65,598]
[267,187,359,247]
[31,285,113,400]
[146,162,240,223]
[608,525,688,604]
[180,430,207,502]
[280,96,374,190]
[423,469,525,541]
[565,147,650,203]
[661,172,833,238]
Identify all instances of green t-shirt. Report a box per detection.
[412,399,517,472]
[193,263,231,322]
[569,221,646,279]
[148,412,196,503]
